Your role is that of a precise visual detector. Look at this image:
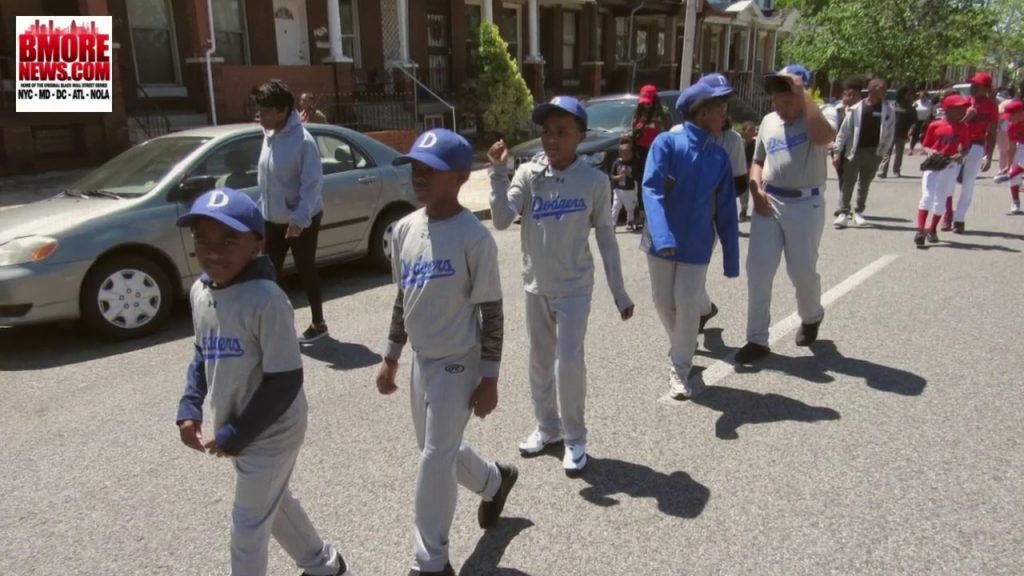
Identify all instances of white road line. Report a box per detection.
[658,253,900,404]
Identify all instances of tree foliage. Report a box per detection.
[780,0,996,86]
[984,0,1024,85]
[457,21,533,143]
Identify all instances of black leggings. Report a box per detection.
[632,146,650,212]
[265,211,324,325]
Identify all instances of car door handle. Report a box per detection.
[358,175,377,184]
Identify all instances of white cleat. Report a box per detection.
[518,429,563,456]
[562,442,588,477]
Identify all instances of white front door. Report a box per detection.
[274,0,309,65]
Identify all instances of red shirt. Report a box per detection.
[1009,120,1024,144]
[966,97,998,143]
[923,119,969,157]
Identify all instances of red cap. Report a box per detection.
[1004,99,1024,115]
[640,84,658,98]
[969,72,993,88]
[942,94,970,109]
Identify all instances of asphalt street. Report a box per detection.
[2,164,1023,575]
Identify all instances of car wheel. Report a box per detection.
[368,209,410,272]
[80,254,174,340]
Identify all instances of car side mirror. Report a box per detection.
[169,175,216,203]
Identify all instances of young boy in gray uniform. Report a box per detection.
[736,64,836,364]
[488,96,634,477]
[376,129,518,576]
[174,188,351,576]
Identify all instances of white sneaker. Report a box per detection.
[853,212,867,226]
[669,374,690,400]
[1010,203,1022,215]
[562,442,588,477]
[518,429,563,456]
[833,214,848,228]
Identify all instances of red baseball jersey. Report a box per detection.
[966,97,999,143]
[923,119,969,157]
[1009,120,1024,144]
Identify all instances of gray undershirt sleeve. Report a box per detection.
[384,287,407,360]
[478,300,503,379]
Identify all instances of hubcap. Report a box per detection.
[96,268,162,330]
[382,221,396,262]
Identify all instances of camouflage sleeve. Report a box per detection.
[479,300,503,377]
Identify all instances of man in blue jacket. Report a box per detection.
[642,81,741,400]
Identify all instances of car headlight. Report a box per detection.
[0,236,59,266]
[584,151,606,166]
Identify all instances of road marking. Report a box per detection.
[658,253,900,404]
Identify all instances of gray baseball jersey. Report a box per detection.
[189,268,306,442]
[489,157,618,297]
[388,208,503,367]
[754,112,829,190]
[715,129,748,177]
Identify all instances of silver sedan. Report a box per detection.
[0,124,418,339]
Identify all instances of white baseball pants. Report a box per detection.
[231,394,343,576]
[1010,147,1024,186]
[921,164,958,214]
[410,348,501,573]
[612,187,638,224]
[525,292,592,445]
[647,255,710,388]
[954,143,986,222]
[746,195,826,347]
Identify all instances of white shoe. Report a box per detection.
[669,374,690,400]
[518,429,563,456]
[1010,203,1022,215]
[562,442,588,477]
[853,212,867,226]
[833,214,848,228]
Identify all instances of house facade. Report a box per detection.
[0,0,798,175]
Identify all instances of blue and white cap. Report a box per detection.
[676,80,733,116]
[764,64,812,94]
[393,129,474,172]
[532,95,588,129]
[176,188,265,238]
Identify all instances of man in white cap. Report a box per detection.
[736,64,836,365]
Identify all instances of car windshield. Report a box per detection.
[584,99,637,132]
[69,136,210,197]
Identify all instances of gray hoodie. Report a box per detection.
[257,110,324,228]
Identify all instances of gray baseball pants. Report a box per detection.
[231,394,343,576]
[525,291,592,446]
[746,194,826,346]
[410,348,501,573]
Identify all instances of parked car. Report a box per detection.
[0,124,418,339]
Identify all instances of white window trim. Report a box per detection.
[214,0,251,65]
[343,0,361,66]
[503,3,522,65]
[126,0,183,89]
[562,9,579,71]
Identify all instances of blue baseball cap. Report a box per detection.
[393,129,474,172]
[676,81,733,117]
[764,64,812,94]
[698,73,736,96]
[532,96,588,130]
[176,188,265,238]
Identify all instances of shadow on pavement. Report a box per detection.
[738,339,927,396]
[927,239,1021,252]
[301,337,380,370]
[697,327,735,358]
[691,385,840,440]
[961,229,1024,242]
[459,517,535,576]
[578,457,710,519]
[863,215,912,223]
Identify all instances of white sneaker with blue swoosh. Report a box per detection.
[563,442,588,477]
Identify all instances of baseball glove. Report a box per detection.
[920,153,952,172]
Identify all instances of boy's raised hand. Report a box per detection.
[471,377,498,418]
[178,420,205,453]
[376,358,399,395]
[488,140,508,167]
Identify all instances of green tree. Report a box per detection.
[780,0,996,86]
[984,0,1024,86]
[458,21,534,143]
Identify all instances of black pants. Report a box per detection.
[265,211,324,325]
[632,146,650,212]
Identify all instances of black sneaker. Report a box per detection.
[927,230,939,243]
[699,303,719,333]
[302,552,350,575]
[914,231,926,247]
[795,316,823,347]
[953,222,965,234]
[478,463,518,529]
[408,563,455,576]
[299,323,329,343]
[735,342,771,364]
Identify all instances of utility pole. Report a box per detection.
[679,0,698,89]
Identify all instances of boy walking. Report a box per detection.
[489,96,634,477]
[174,188,351,576]
[644,81,740,399]
[610,140,639,231]
[376,130,518,576]
[915,95,970,247]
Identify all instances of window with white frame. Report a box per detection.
[211,0,248,65]
[340,0,360,64]
[636,29,647,66]
[562,11,577,71]
[126,0,179,85]
[658,31,665,59]
[500,6,520,64]
[615,17,628,62]
[466,4,482,72]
